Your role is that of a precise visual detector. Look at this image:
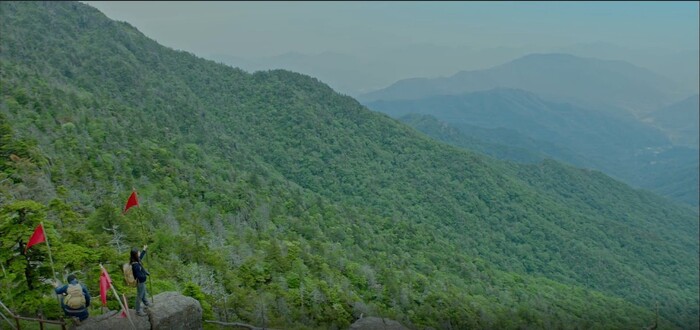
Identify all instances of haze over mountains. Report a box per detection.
[644,94,700,147]
[208,45,546,97]
[2,2,698,330]
[209,44,699,99]
[359,53,685,114]
[362,53,699,208]
[557,42,699,93]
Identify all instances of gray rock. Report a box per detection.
[349,316,410,330]
[76,291,202,330]
[77,309,150,330]
[148,291,203,330]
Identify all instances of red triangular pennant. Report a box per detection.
[25,224,46,253]
[123,190,139,214]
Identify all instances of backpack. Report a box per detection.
[64,284,86,309]
[123,262,137,287]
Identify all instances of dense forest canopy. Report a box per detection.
[366,84,699,208]
[0,2,697,329]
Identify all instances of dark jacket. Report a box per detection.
[131,249,150,283]
[55,279,91,309]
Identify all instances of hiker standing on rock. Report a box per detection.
[53,274,91,323]
[130,245,152,316]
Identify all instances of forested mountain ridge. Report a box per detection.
[1,2,698,329]
[367,88,700,207]
[397,113,589,165]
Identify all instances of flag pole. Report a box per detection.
[136,195,155,305]
[125,188,155,304]
[40,222,57,282]
[40,222,62,306]
[138,203,147,244]
[100,264,136,329]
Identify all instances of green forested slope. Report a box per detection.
[1,2,697,329]
[397,113,581,165]
[366,89,699,208]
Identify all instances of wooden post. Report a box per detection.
[40,222,61,306]
[39,223,57,281]
[99,264,136,329]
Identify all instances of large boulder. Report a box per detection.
[76,291,202,330]
[148,291,203,330]
[349,316,410,330]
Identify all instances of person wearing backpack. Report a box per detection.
[130,245,152,316]
[53,274,91,323]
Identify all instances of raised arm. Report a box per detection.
[140,245,148,261]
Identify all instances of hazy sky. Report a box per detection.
[84,1,698,58]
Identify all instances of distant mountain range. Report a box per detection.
[556,42,699,93]
[359,53,691,115]
[644,94,700,147]
[209,43,699,99]
[368,88,699,207]
[207,45,534,97]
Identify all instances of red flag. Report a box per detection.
[99,268,112,306]
[25,224,46,253]
[123,190,139,214]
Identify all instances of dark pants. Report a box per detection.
[135,281,149,312]
[61,299,89,321]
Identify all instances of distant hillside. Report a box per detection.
[368,88,698,207]
[399,114,699,208]
[397,113,548,164]
[1,2,698,329]
[556,42,699,94]
[644,94,700,148]
[359,53,683,115]
[397,114,591,166]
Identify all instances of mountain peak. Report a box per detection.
[360,52,677,113]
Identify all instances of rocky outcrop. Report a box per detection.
[76,309,150,330]
[349,316,410,330]
[77,291,202,330]
[148,292,203,330]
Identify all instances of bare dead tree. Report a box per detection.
[103,224,126,253]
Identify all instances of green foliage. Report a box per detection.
[375,90,699,208]
[0,2,697,329]
[183,282,214,320]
